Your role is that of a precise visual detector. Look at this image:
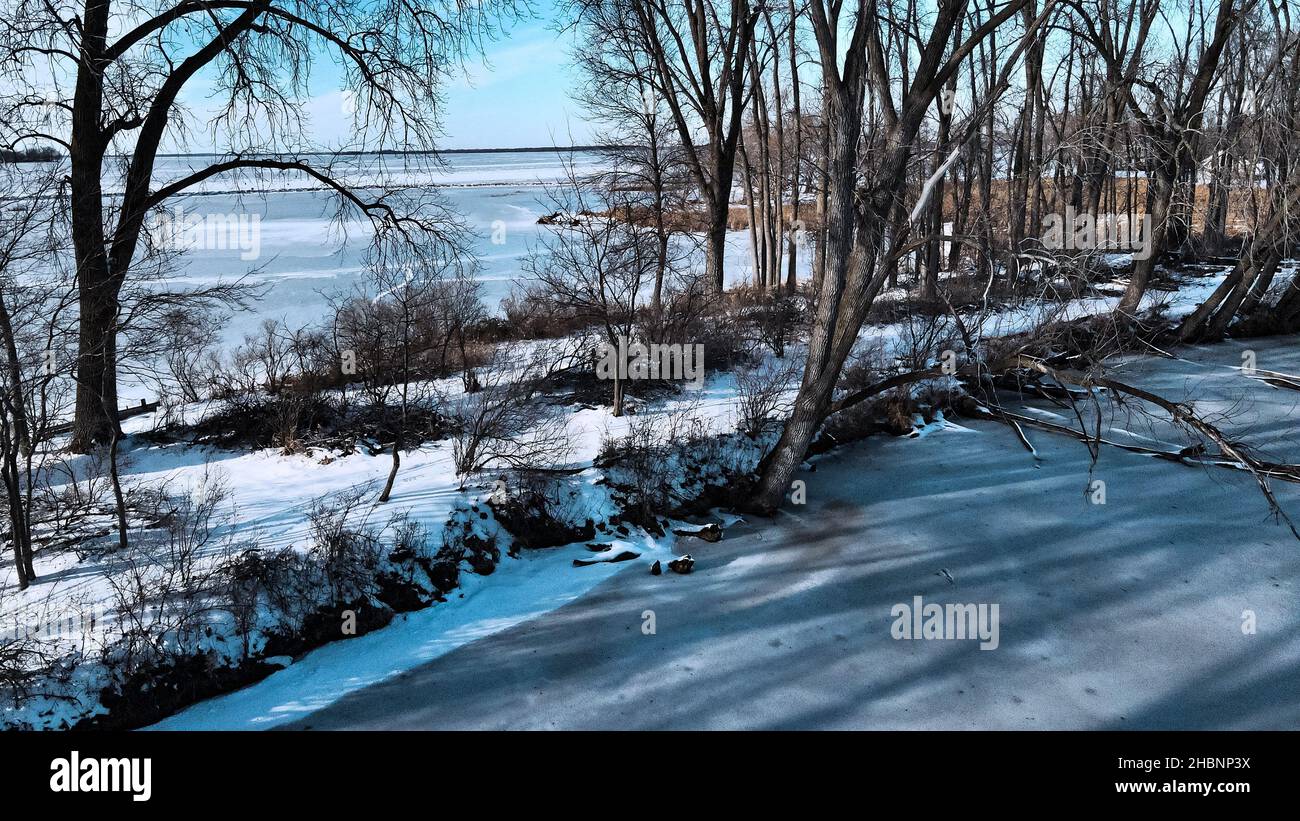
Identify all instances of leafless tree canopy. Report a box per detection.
[0,0,522,450]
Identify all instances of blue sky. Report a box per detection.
[174,5,594,152]
[438,15,594,149]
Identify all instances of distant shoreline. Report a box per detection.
[438,145,614,154]
[152,146,615,158]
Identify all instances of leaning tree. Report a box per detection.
[749,0,1053,512]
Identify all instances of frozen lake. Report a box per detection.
[146,150,606,342]
[143,150,776,348]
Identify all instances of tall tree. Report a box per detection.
[568,0,691,311]
[1081,0,1252,315]
[751,0,1048,512]
[571,0,760,292]
[0,0,518,451]
[0,161,72,588]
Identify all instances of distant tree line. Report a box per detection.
[0,146,60,163]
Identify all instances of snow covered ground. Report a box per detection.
[227,340,1299,730]
[144,335,1300,731]
[8,255,1296,730]
[1,341,755,729]
[147,529,679,729]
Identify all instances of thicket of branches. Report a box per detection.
[551,0,1300,510]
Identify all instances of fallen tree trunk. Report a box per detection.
[1006,355,1300,538]
[49,400,158,437]
[817,343,1300,540]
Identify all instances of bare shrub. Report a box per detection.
[450,344,573,484]
[154,307,224,405]
[217,545,319,659]
[643,275,744,370]
[0,635,43,707]
[0,582,56,709]
[734,355,801,437]
[36,447,126,557]
[488,470,597,551]
[502,283,590,339]
[597,404,744,525]
[197,319,338,452]
[426,276,491,390]
[231,319,296,395]
[895,308,962,371]
[304,485,384,608]
[727,286,806,358]
[101,468,239,679]
[439,504,502,576]
[608,415,678,521]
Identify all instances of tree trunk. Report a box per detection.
[739,135,763,287]
[785,0,802,293]
[68,0,120,452]
[109,415,129,552]
[704,210,729,293]
[1238,254,1282,318]
[1117,164,1174,316]
[380,430,402,503]
[750,64,907,511]
[1,432,32,589]
[0,291,30,455]
[72,292,121,450]
[922,63,957,303]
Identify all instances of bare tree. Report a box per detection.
[569,0,760,292]
[368,254,448,503]
[1078,0,1253,315]
[750,0,1050,512]
[0,0,522,451]
[1179,4,1300,339]
[568,0,694,311]
[525,167,662,416]
[450,343,573,485]
[0,160,75,589]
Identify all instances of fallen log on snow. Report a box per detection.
[48,400,158,436]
